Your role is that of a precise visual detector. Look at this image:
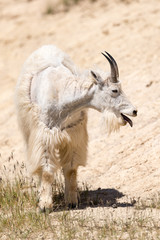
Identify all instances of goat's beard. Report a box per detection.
[101,110,125,135]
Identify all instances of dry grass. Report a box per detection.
[0,153,160,239]
[44,0,81,15]
[44,0,136,15]
[0,162,160,240]
[44,0,98,15]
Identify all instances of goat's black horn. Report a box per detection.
[105,51,119,79]
[101,52,119,82]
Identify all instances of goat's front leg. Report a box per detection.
[38,167,54,212]
[63,166,79,209]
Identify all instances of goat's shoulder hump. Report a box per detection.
[23,45,72,75]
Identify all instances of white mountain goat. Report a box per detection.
[15,45,137,211]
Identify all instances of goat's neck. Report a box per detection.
[45,82,102,128]
[59,84,97,123]
[42,63,109,128]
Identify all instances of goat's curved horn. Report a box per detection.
[105,51,119,79]
[101,51,119,82]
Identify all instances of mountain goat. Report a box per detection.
[15,45,137,211]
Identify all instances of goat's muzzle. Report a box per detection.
[121,108,138,127]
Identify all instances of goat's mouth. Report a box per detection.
[121,113,133,127]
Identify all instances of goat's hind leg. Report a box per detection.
[63,165,79,209]
[38,163,55,212]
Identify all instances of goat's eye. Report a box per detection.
[112,89,118,93]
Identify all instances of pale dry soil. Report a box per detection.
[0,0,160,239]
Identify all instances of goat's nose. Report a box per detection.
[133,110,137,116]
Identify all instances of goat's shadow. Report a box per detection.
[52,188,136,212]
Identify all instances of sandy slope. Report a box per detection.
[0,0,160,203]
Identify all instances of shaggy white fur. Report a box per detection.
[101,110,126,135]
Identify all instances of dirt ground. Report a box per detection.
[0,0,160,205]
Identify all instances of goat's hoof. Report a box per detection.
[68,203,78,209]
[38,201,53,213]
[39,206,53,213]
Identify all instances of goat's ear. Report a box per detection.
[90,70,104,86]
